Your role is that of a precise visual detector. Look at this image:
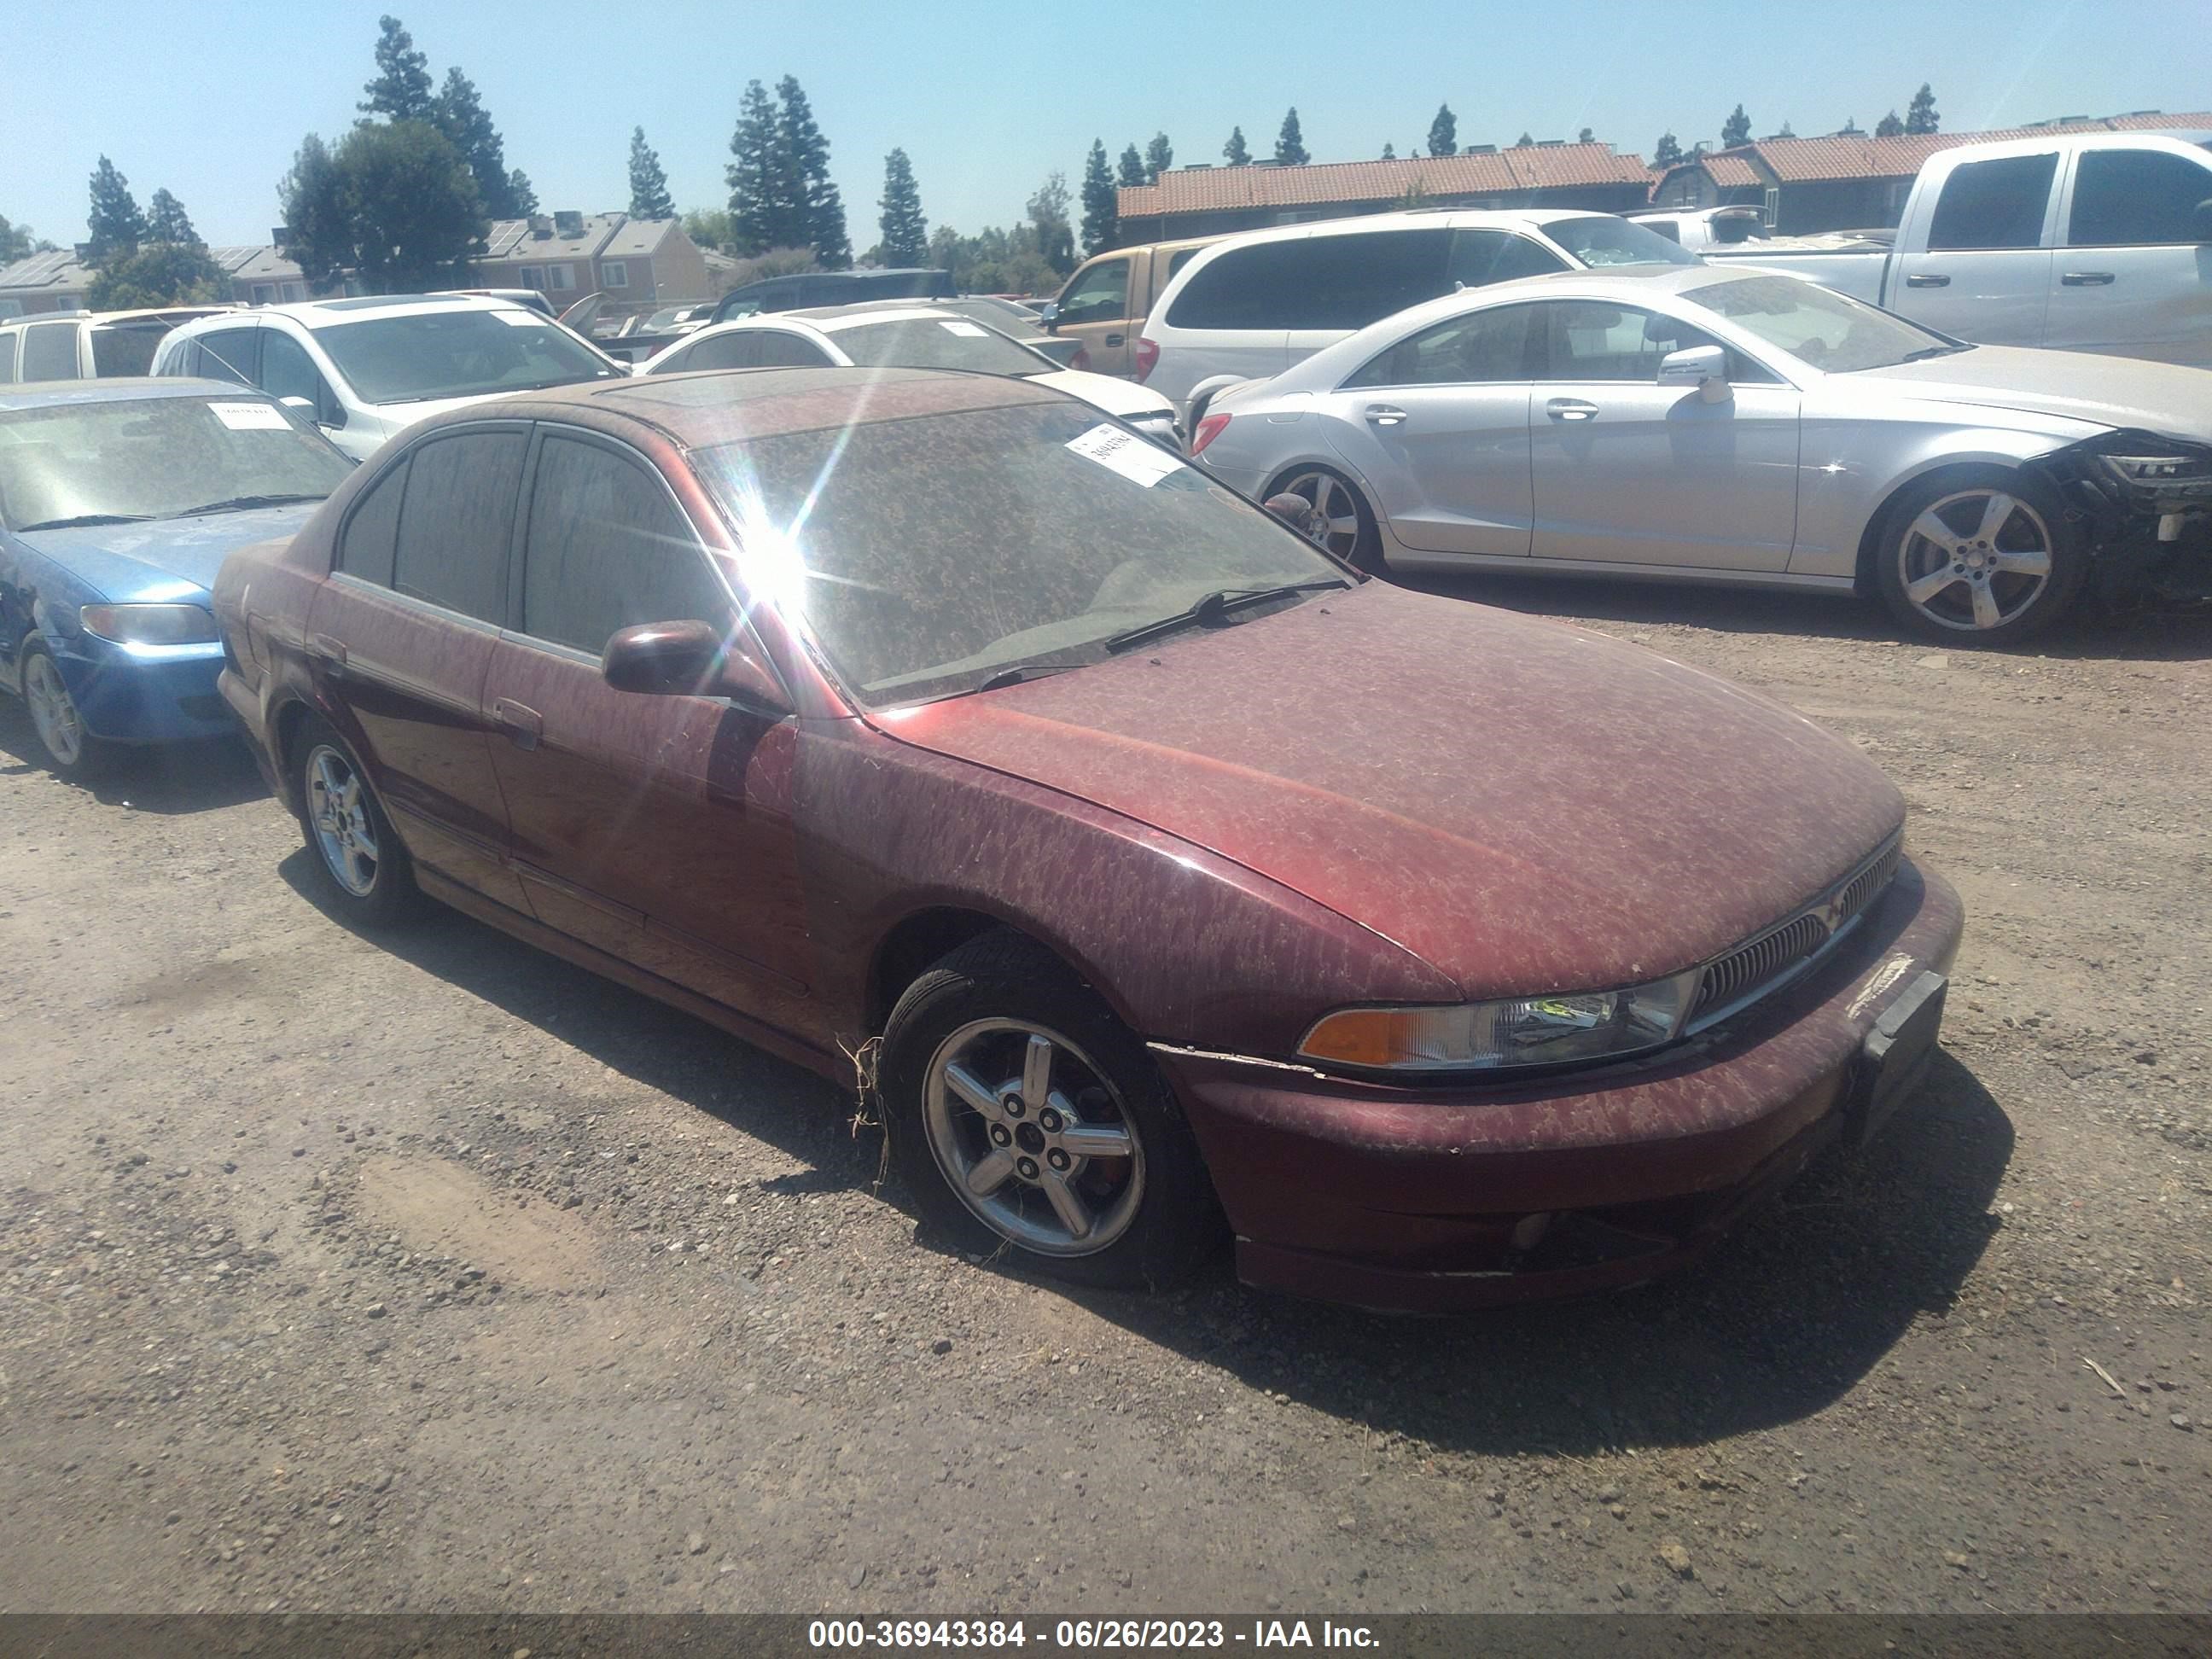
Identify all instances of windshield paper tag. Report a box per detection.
[939,320,987,337]
[207,401,291,431]
[1065,423,1180,487]
[492,309,542,327]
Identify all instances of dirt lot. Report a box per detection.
[2,576,2207,1617]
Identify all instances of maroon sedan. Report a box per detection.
[212,368,1962,1313]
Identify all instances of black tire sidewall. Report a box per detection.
[18,640,110,780]
[292,713,419,926]
[879,932,1222,1290]
[1873,468,2087,646]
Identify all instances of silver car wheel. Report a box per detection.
[306,743,381,899]
[1895,488,2054,633]
[922,1018,1145,1257]
[1278,469,1364,561]
[22,651,86,767]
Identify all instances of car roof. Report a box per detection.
[172,293,525,330]
[1185,207,1597,261]
[0,375,275,413]
[1,306,233,331]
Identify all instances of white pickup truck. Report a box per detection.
[1707,131,2212,367]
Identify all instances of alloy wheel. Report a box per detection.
[1895,488,2054,632]
[306,744,381,898]
[1278,469,1365,562]
[22,652,86,768]
[922,1019,1146,1257]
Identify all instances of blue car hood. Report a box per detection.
[16,503,320,601]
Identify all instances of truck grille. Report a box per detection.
[1688,835,1903,1027]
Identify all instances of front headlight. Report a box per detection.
[78,602,220,645]
[1298,969,1701,1074]
[2099,452,2212,483]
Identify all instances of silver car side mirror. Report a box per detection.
[1658,345,1731,402]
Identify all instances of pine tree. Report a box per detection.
[1427,103,1457,157]
[1079,140,1118,255]
[1652,131,1684,167]
[1577,126,1595,143]
[144,188,197,245]
[435,68,521,218]
[1144,133,1173,183]
[1514,131,1534,148]
[1027,173,1075,276]
[1721,105,1751,148]
[878,148,929,265]
[1275,109,1309,166]
[509,170,538,215]
[1875,110,1906,138]
[1223,126,1250,166]
[777,77,848,269]
[726,79,785,255]
[85,156,148,264]
[1381,142,1396,160]
[628,127,676,219]
[1906,83,1939,134]
[360,15,435,123]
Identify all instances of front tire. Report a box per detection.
[1872,469,2087,645]
[291,713,422,928]
[18,639,113,781]
[879,930,1223,1290]
[1271,464,1382,573]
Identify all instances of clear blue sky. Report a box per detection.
[6,0,2207,252]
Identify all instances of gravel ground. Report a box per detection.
[1,576,2207,1617]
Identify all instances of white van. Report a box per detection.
[1137,210,1703,413]
[0,307,233,383]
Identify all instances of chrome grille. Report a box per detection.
[1688,836,1904,1026]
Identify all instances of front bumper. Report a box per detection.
[51,635,230,745]
[1154,857,1964,1313]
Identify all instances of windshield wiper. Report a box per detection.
[1899,345,1971,362]
[178,493,328,515]
[16,513,156,531]
[1102,580,1349,655]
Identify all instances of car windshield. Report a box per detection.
[0,396,352,531]
[823,318,1050,375]
[696,399,1345,707]
[1685,273,1957,372]
[1548,215,1703,268]
[311,308,624,404]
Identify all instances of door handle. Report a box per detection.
[1103,332,1124,346]
[1904,273,1951,288]
[1545,399,1598,422]
[492,697,543,751]
[2060,271,2116,286]
[1365,405,1408,427]
[310,633,348,677]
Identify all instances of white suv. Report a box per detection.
[1137,209,1703,413]
[151,294,628,460]
[0,307,234,384]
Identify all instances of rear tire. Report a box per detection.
[1871,468,2087,645]
[291,713,423,928]
[18,639,114,782]
[879,930,1224,1290]
[1270,464,1382,573]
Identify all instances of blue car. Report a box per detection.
[0,379,354,777]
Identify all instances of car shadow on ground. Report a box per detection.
[1394,568,2212,663]
[0,704,269,814]
[280,847,2014,1453]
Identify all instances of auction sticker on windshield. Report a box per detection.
[207,401,291,431]
[1066,422,1180,487]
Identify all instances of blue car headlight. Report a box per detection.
[77,602,219,646]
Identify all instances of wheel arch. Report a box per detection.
[866,905,1049,1038]
[1850,453,2062,598]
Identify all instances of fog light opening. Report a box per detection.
[1510,1212,1555,1252]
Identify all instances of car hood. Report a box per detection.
[882,582,1906,1001]
[1027,368,1175,422]
[1843,346,2212,443]
[15,502,322,600]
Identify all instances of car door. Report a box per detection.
[1053,254,1137,375]
[1526,300,1801,572]
[303,424,530,908]
[480,426,816,1035]
[2045,145,2212,368]
[1891,151,2060,346]
[1317,303,1540,557]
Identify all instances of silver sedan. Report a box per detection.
[1190,267,2212,643]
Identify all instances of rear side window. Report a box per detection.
[520,434,729,655]
[1167,230,1451,331]
[393,431,525,622]
[1344,305,1538,387]
[196,329,259,385]
[1448,231,1569,288]
[754,331,830,368]
[90,323,166,377]
[2068,148,2212,246]
[338,458,408,588]
[20,323,79,381]
[1927,154,2058,250]
[684,332,759,371]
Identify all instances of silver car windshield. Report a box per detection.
[822,319,1050,376]
[1685,274,1958,372]
[312,310,624,404]
[0,397,352,531]
[698,399,1343,707]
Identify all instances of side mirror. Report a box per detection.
[1039,300,1061,332]
[601,620,792,716]
[1657,344,1731,402]
[2194,198,2212,242]
[280,395,314,413]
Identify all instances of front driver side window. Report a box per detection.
[261,330,337,422]
[1057,259,1131,325]
[1533,301,1770,383]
